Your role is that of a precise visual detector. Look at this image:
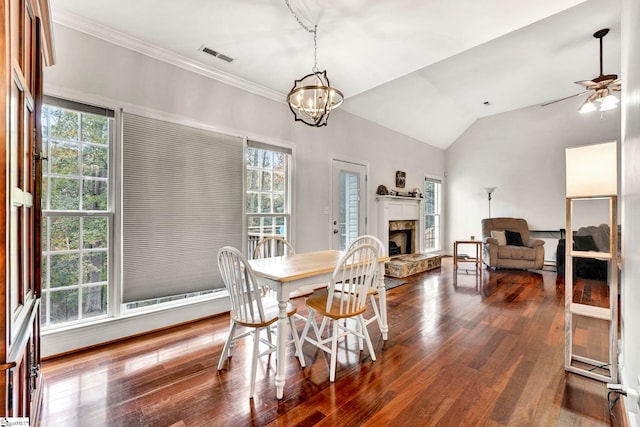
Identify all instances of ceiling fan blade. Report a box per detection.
[575,80,597,88]
[607,78,622,91]
[541,90,590,107]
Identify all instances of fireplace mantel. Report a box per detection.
[376,196,424,256]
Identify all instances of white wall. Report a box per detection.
[444,99,621,261]
[621,0,640,422]
[45,24,444,253]
[41,24,444,355]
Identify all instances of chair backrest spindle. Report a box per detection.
[327,244,378,315]
[218,246,267,324]
[253,235,295,259]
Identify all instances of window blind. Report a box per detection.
[44,95,115,117]
[247,139,292,154]
[122,113,243,303]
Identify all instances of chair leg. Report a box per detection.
[358,315,376,361]
[249,327,262,399]
[329,319,339,382]
[217,320,237,370]
[318,317,329,337]
[300,310,313,345]
[369,295,382,330]
[266,321,273,343]
[288,316,306,368]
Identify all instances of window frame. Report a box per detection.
[245,140,294,259]
[424,175,443,252]
[40,97,115,329]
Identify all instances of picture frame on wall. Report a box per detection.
[396,170,406,188]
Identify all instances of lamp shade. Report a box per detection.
[566,141,617,197]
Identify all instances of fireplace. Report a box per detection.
[376,195,441,278]
[376,196,424,256]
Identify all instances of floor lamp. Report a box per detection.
[485,187,496,218]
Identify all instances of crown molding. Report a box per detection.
[52,9,285,104]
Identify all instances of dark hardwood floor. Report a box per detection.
[38,258,624,426]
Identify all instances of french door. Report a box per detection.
[331,159,366,250]
[2,0,48,419]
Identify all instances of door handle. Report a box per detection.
[333,229,339,234]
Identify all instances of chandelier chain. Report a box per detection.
[283,0,314,32]
[284,0,318,71]
[313,26,318,71]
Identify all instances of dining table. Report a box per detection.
[248,249,390,399]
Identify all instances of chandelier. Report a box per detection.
[284,1,343,127]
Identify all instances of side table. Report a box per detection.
[453,240,483,275]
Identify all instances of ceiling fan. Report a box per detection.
[542,28,621,113]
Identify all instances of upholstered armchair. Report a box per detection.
[481,217,545,270]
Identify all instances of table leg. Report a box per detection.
[454,242,459,269]
[275,299,287,399]
[377,262,388,340]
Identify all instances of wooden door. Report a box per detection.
[1,0,51,420]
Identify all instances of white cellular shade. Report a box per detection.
[566,141,618,198]
[122,113,243,303]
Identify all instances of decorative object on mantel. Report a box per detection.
[378,191,423,199]
[376,185,389,196]
[485,186,496,217]
[284,0,344,127]
[395,171,406,188]
[393,191,413,197]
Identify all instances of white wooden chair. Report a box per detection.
[253,236,326,300]
[252,235,295,259]
[300,244,378,382]
[345,235,385,339]
[217,246,305,399]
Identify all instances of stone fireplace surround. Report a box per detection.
[376,195,441,278]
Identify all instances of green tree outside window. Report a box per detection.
[41,103,112,328]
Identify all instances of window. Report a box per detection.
[424,177,442,251]
[246,142,292,258]
[41,98,114,328]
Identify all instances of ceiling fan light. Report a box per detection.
[599,103,618,112]
[579,99,597,113]
[599,94,619,110]
[599,100,619,112]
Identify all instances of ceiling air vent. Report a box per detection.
[199,45,234,63]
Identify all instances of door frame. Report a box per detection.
[328,155,369,249]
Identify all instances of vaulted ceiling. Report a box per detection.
[50,0,621,149]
